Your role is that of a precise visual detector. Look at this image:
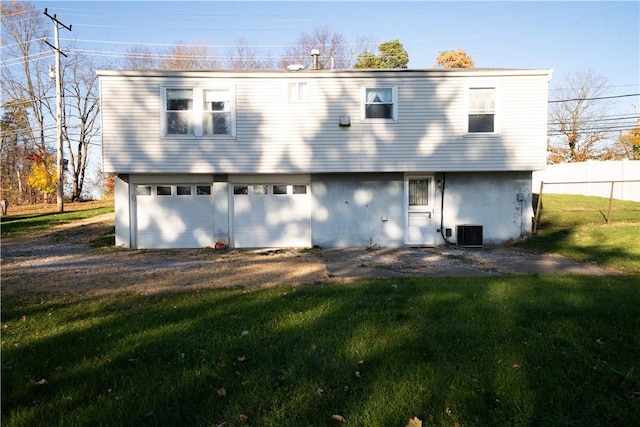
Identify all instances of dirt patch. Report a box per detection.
[1,213,615,298]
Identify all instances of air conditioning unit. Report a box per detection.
[457,225,483,247]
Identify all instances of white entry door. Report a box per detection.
[405,175,436,246]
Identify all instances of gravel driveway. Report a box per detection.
[1,213,614,297]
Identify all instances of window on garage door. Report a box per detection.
[157,185,172,195]
[234,184,308,195]
[136,184,212,196]
[137,186,152,196]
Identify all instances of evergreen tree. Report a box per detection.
[354,39,409,69]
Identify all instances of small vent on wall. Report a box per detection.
[457,225,483,247]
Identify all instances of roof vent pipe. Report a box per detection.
[311,49,320,70]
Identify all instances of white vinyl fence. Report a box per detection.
[532,160,640,202]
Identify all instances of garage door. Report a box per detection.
[232,183,311,248]
[135,184,214,249]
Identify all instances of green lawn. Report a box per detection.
[1,206,114,239]
[2,276,639,426]
[522,194,640,273]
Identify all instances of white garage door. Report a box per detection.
[135,184,214,249]
[232,183,311,248]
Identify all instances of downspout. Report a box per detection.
[439,173,456,245]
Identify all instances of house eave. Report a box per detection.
[96,67,553,80]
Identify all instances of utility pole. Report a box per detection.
[44,8,71,213]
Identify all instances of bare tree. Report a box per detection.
[225,37,274,70]
[123,41,219,70]
[280,26,373,69]
[123,46,159,69]
[61,49,101,201]
[547,71,616,163]
[159,40,218,69]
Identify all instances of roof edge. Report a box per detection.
[97,68,553,78]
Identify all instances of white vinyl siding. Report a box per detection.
[99,69,550,174]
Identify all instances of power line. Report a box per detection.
[549,94,640,103]
[547,125,638,136]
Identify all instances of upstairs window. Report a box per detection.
[166,89,194,135]
[287,81,309,103]
[362,87,398,121]
[163,86,235,138]
[468,87,495,133]
[203,89,232,135]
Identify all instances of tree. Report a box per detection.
[547,71,617,163]
[2,1,102,204]
[159,41,218,69]
[280,26,373,70]
[353,39,409,69]
[1,102,32,202]
[614,125,640,160]
[435,49,475,68]
[1,1,52,204]
[123,46,159,69]
[123,41,218,70]
[61,49,102,201]
[26,148,57,201]
[225,37,274,70]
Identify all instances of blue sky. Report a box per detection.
[35,0,638,97]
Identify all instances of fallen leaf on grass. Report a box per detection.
[406,417,422,427]
[238,414,248,423]
[316,387,324,396]
[36,379,48,385]
[332,414,346,423]
[217,388,226,397]
[237,355,246,362]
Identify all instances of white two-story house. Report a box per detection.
[97,67,552,249]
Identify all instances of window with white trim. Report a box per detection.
[287,81,309,103]
[468,87,495,133]
[165,89,194,135]
[162,86,235,138]
[203,89,232,135]
[362,86,398,121]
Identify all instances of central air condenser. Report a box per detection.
[456,225,483,247]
